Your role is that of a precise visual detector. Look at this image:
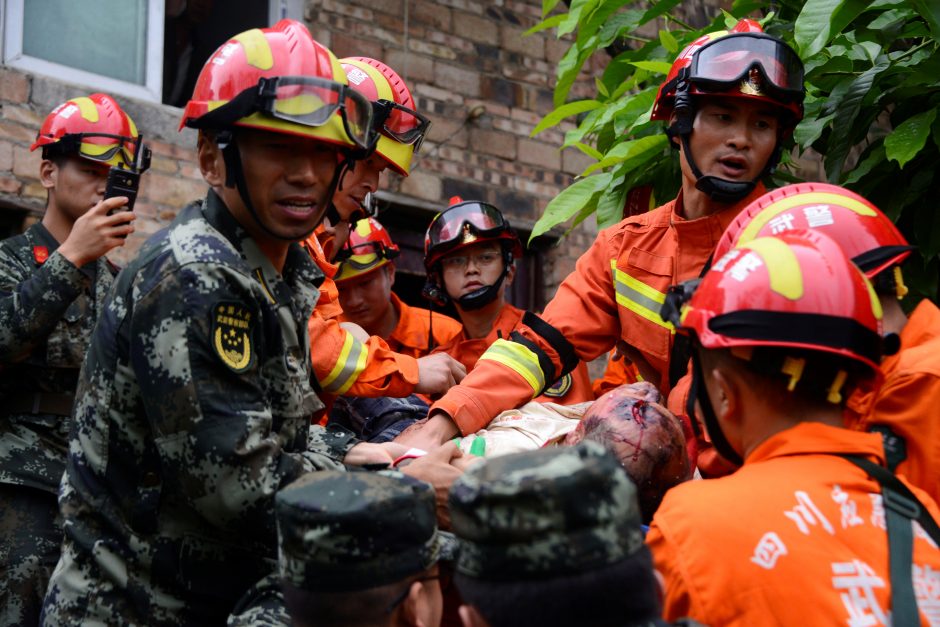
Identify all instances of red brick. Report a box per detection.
[0,175,22,194]
[329,31,385,59]
[0,69,30,104]
[0,141,13,172]
[385,50,435,84]
[21,181,45,200]
[148,139,195,161]
[413,82,464,105]
[409,39,458,61]
[148,155,179,174]
[434,63,481,98]
[426,30,475,54]
[562,147,596,176]
[453,12,497,45]
[435,0,484,15]
[140,171,207,209]
[501,25,545,59]
[426,117,469,148]
[2,104,43,127]
[518,137,560,170]
[350,22,404,46]
[466,98,510,120]
[368,0,404,14]
[473,129,516,159]
[545,37,570,65]
[398,170,442,201]
[413,0,452,30]
[0,120,38,144]
[320,0,373,20]
[12,145,40,179]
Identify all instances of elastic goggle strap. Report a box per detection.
[372,99,431,151]
[688,347,743,466]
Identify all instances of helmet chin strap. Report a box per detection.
[218,131,347,242]
[456,263,510,311]
[688,348,744,467]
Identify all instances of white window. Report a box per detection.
[3,0,166,102]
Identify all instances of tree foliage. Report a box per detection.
[531,0,940,302]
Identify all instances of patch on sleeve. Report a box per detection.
[211,302,255,372]
[543,372,573,398]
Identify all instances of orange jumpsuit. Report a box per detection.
[648,422,940,625]
[847,299,940,504]
[430,186,766,435]
[592,353,641,398]
[435,303,594,406]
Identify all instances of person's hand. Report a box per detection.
[414,353,466,395]
[395,412,460,450]
[399,441,465,529]
[343,442,398,467]
[612,340,660,386]
[57,196,135,267]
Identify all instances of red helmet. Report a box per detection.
[423,199,523,271]
[340,57,429,176]
[713,183,912,278]
[666,230,884,374]
[651,19,804,125]
[31,93,141,167]
[334,217,400,282]
[179,19,372,151]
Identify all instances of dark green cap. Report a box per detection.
[448,441,644,580]
[276,470,456,592]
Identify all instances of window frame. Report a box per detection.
[2,0,166,102]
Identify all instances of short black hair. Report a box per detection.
[455,546,661,627]
[282,579,411,627]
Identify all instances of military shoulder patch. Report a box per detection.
[211,301,255,372]
[543,372,572,398]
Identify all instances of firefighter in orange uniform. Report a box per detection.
[396,19,807,446]
[304,57,465,404]
[649,229,940,625]
[335,216,462,358]
[712,181,940,504]
[422,199,594,405]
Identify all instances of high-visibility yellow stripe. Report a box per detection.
[739,191,877,244]
[744,237,804,300]
[610,261,675,331]
[234,29,274,71]
[72,97,99,123]
[320,331,368,394]
[478,339,544,395]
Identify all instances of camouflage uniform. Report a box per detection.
[42,191,359,626]
[0,222,117,625]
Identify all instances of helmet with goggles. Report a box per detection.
[180,19,373,151]
[32,93,145,169]
[713,182,913,298]
[652,19,805,204]
[661,230,891,465]
[334,217,400,283]
[341,57,429,176]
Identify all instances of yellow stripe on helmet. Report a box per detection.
[739,192,878,244]
[234,29,274,71]
[742,237,804,300]
[72,97,100,123]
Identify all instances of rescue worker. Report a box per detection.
[41,21,402,624]
[395,19,807,449]
[305,56,465,408]
[273,470,455,627]
[648,229,940,624]
[0,93,142,625]
[421,199,594,406]
[336,217,462,358]
[711,181,940,503]
[449,442,668,627]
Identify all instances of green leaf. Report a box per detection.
[524,13,567,36]
[638,0,684,25]
[528,173,611,241]
[598,10,645,48]
[573,142,603,161]
[911,0,940,39]
[595,172,628,228]
[825,58,891,180]
[542,0,563,17]
[794,112,836,148]
[866,7,915,30]
[558,0,596,37]
[531,100,602,137]
[885,109,937,168]
[842,142,886,184]
[582,135,668,176]
[595,77,609,98]
[628,60,673,74]
[554,41,594,106]
[659,29,678,54]
[795,0,873,59]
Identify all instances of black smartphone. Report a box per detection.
[105,133,151,214]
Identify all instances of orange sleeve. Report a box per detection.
[308,311,419,399]
[592,353,640,398]
[431,231,622,434]
[646,520,694,621]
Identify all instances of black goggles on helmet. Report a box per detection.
[427,202,509,252]
[660,279,702,327]
[686,33,804,105]
[371,99,431,153]
[44,133,144,168]
[194,76,376,150]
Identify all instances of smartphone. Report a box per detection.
[105,133,151,214]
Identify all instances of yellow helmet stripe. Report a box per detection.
[343,59,395,101]
[234,29,274,71]
[742,237,804,300]
[739,192,878,244]
[72,97,100,123]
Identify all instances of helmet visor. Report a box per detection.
[334,240,395,264]
[372,99,431,152]
[690,33,804,103]
[427,202,508,252]
[53,133,139,166]
[260,76,375,149]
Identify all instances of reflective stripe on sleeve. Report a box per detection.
[610,260,675,332]
[319,331,368,394]
[477,338,545,395]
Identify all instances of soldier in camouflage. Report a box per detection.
[449,442,675,627]
[0,93,141,626]
[41,20,400,626]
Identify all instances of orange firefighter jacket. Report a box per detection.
[384,293,462,359]
[304,236,419,400]
[434,303,594,406]
[592,352,641,398]
[648,422,940,625]
[430,186,767,435]
[847,299,940,504]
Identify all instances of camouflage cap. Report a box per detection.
[448,441,644,580]
[276,470,456,592]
